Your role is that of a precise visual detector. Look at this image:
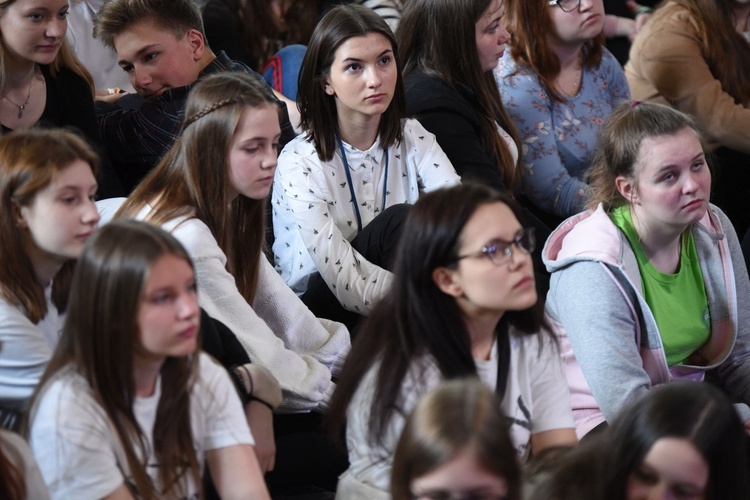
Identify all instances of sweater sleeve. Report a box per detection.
[173,219,335,412]
[713,210,750,405]
[252,257,351,376]
[625,7,750,154]
[547,260,652,422]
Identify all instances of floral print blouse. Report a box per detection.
[496,49,630,217]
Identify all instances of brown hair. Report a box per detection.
[117,71,279,304]
[29,220,201,499]
[0,129,99,323]
[392,379,522,500]
[397,0,522,190]
[506,0,604,103]
[0,0,94,96]
[587,101,702,212]
[94,0,206,49]
[297,4,405,162]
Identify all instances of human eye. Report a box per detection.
[691,159,705,170]
[379,55,392,65]
[58,8,69,19]
[149,292,175,304]
[120,63,134,73]
[27,12,44,21]
[346,63,362,72]
[487,22,499,33]
[144,52,159,63]
[660,171,676,183]
[272,142,280,152]
[631,466,659,485]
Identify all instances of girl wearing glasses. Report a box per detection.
[543,102,750,439]
[272,5,459,324]
[328,183,576,499]
[497,0,630,222]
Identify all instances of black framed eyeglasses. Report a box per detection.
[453,228,535,267]
[548,0,581,12]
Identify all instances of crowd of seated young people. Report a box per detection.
[2,0,750,498]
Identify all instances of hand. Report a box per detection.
[95,88,128,103]
[245,400,276,473]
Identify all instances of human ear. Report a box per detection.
[12,202,27,229]
[432,267,463,298]
[615,176,638,204]
[322,79,335,96]
[186,29,205,61]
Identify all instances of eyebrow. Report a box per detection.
[239,133,283,143]
[341,49,393,64]
[653,151,704,175]
[118,43,160,66]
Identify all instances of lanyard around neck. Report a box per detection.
[336,135,389,232]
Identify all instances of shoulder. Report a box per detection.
[404,71,469,113]
[165,217,222,260]
[33,369,99,423]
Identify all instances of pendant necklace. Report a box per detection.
[3,65,36,119]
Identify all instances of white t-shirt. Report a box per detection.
[30,353,254,499]
[337,332,574,498]
[0,286,63,426]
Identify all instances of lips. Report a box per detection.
[682,199,705,211]
[179,325,198,340]
[583,14,600,25]
[365,93,386,101]
[513,276,534,290]
[37,43,61,51]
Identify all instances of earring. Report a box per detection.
[325,86,334,95]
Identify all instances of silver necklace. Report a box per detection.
[3,66,36,119]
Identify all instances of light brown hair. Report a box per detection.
[117,71,279,304]
[0,129,99,323]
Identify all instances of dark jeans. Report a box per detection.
[300,203,411,334]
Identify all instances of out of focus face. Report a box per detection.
[137,253,200,364]
[0,0,69,66]
[626,437,708,500]
[437,202,537,325]
[475,0,510,72]
[411,447,509,500]
[547,0,605,47]
[18,159,99,275]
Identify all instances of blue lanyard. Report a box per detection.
[336,135,389,232]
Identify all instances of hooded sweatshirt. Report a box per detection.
[543,203,750,437]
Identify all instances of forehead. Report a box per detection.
[459,202,521,247]
[332,32,392,62]
[634,127,702,175]
[479,0,503,21]
[232,104,281,140]
[113,17,185,57]
[3,0,69,13]
[143,253,193,289]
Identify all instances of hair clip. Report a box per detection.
[630,100,643,109]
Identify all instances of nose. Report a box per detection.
[263,144,278,170]
[45,19,66,39]
[178,290,199,320]
[132,66,153,91]
[365,66,382,88]
[579,0,593,10]
[83,198,101,226]
[498,24,511,45]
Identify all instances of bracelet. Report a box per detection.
[635,6,652,16]
[230,364,278,411]
[248,394,276,412]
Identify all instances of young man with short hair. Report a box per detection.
[94,0,297,192]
